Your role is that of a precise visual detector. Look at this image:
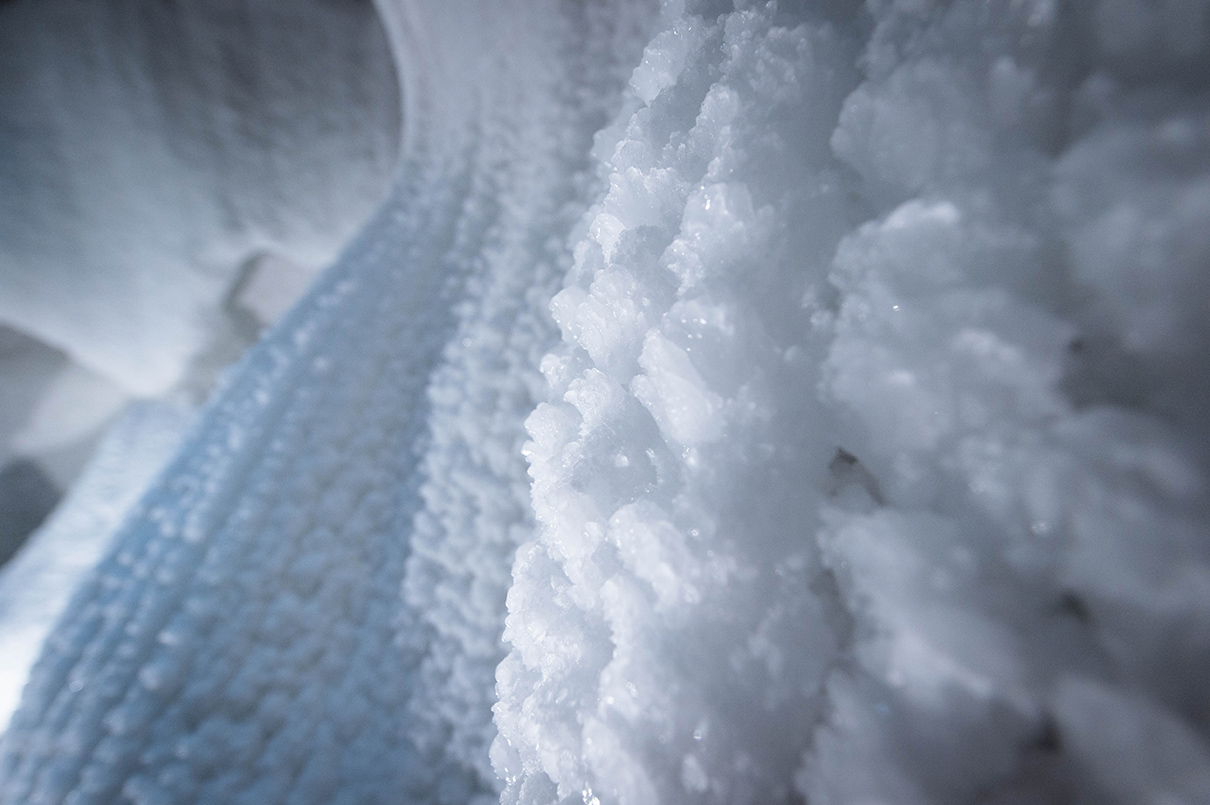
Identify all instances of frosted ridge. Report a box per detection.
[495,5,863,800]
[397,2,657,799]
[496,1,1210,803]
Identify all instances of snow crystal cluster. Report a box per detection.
[1,0,1209,803]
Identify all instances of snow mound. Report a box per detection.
[496,1,1210,803]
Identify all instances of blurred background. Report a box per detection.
[0,0,402,565]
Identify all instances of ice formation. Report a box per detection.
[0,0,400,397]
[2,0,1210,803]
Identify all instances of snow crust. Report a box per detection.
[2,0,1209,803]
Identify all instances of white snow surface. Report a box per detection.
[3,1,1210,804]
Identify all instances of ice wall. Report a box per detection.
[494,1,1210,803]
[0,0,400,397]
[2,1,1209,804]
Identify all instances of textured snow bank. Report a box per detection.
[496,1,1210,803]
[1,0,1208,804]
[0,0,654,802]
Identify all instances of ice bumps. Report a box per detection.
[496,4,859,802]
[497,1,1210,803]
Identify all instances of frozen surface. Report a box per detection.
[2,0,1209,804]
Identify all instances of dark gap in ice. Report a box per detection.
[808,566,855,653]
[685,0,732,21]
[1055,590,1093,625]
[1060,332,1151,412]
[1034,716,1063,755]
[0,459,60,568]
[826,446,885,507]
[774,0,867,28]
